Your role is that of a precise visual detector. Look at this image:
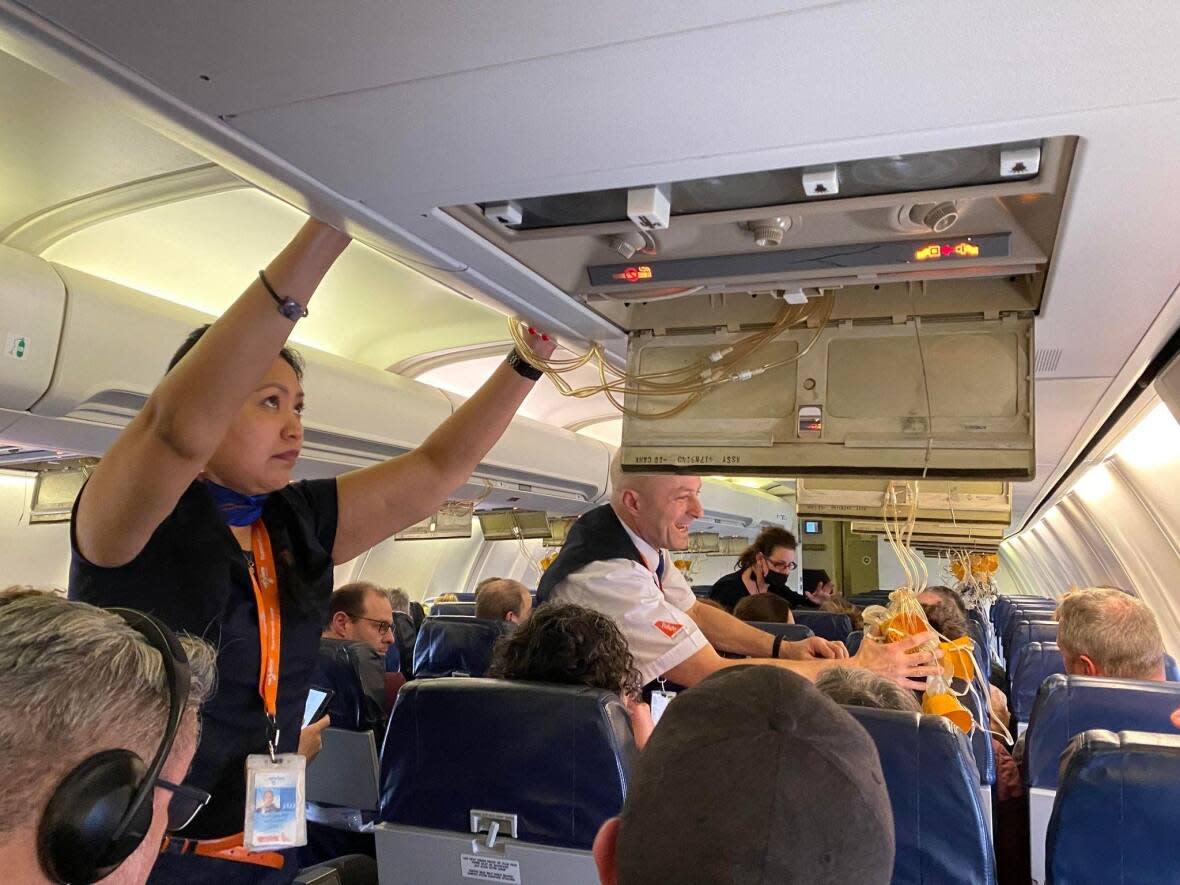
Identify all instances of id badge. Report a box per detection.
[650,689,676,725]
[244,753,307,851]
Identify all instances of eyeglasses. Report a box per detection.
[160,778,212,832]
[355,616,394,635]
[766,559,798,573]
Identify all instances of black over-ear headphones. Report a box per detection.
[37,608,190,884]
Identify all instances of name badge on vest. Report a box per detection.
[244,753,307,851]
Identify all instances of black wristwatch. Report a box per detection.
[258,270,309,321]
[771,635,784,660]
[506,348,543,381]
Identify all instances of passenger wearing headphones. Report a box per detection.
[0,588,216,885]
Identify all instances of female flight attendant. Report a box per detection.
[708,526,805,614]
[69,218,556,884]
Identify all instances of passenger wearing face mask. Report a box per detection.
[708,528,805,613]
[68,219,557,885]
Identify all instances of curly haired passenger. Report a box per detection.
[489,602,653,748]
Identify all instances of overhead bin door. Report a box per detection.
[621,314,1033,479]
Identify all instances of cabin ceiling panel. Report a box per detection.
[1033,378,1110,466]
[0,48,201,231]
[41,189,508,368]
[15,0,826,116]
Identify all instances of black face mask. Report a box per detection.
[765,570,790,591]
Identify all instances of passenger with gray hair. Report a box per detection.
[384,587,411,616]
[0,588,215,885]
[814,665,923,713]
[1056,586,1166,680]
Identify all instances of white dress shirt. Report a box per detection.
[550,510,708,685]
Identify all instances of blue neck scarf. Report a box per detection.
[203,479,270,527]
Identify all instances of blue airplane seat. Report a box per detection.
[1022,674,1180,882]
[1046,730,1180,885]
[844,629,863,655]
[1165,653,1179,682]
[375,679,636,883]
[430,600,476,617]
[411,616,512,679]
[746,621,814,642]
[1010,642,1065,724]
[791,610,853,642]
[845,707,995,885]
[1006,620,1058,684]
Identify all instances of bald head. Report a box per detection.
[608,450,703,552]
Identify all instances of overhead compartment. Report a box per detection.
[0,244,66,412]
[443,138,1070,480]
[0,253,611,510]
[695,478,794,536]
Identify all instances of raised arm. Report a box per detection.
[332,334,556,563]
[75,219,350,567]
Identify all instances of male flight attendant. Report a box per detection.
[537,453,940,690]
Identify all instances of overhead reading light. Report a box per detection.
[908,201,960,233]
[743,216,791,247]
[477,509,553,541]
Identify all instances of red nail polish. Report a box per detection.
[528,326,536,335]
[542,334,550,341]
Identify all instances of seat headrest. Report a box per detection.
[411,616,511,679]
[964,620,990,683]
[1047,729,1180,884]
[1007,620,1058,673]
[431,601,476,617]
[790,610,853,641]
[1025,674,1180,787]
[312,642,369,733]
[960,678,996,786]
[1166,653,1179,682]
[377,678,636,849]
[844,707,995,885]
[747,621,814,641]
[1011,641,1065,722]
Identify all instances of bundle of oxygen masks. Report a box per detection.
[862,589,977,733]
[866,481,984,735]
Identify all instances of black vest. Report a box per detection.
[536,504,646,603]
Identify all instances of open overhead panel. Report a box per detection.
[449,138,1072,479]
[796,479,1012,525]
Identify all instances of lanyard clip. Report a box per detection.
[266,714,279,764]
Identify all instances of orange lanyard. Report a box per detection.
[247,521,282,756]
